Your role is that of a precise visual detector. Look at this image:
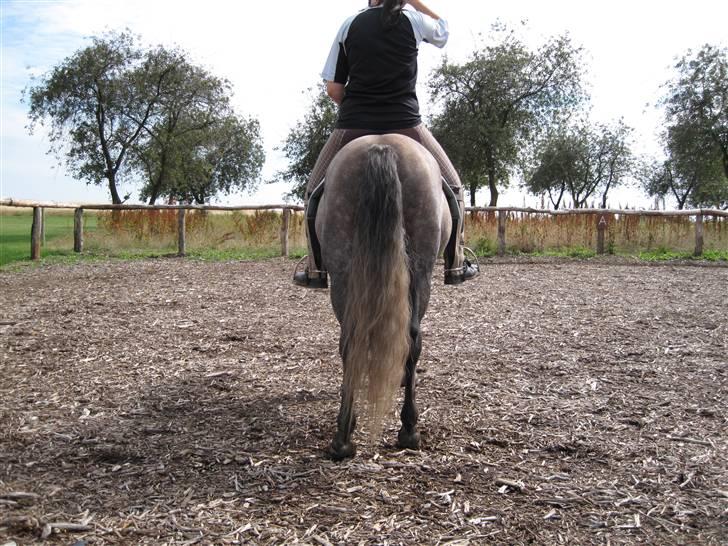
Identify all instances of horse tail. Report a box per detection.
[342,144,412,437]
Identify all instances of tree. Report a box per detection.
[145,115,265,204]
[130,48,263,204]
[662,44,728,181]
[525,119,633,209]
[429,98,501,206]
[523,128,577,210]
[643,45,728,209]
[274,87,338,201]
[643,124,727,210]
[25,31,264,205]
[429,25,586,206]
[26,31,160,203]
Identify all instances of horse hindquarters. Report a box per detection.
[331,145,412,459]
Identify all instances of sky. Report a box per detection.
[1,0,727,209]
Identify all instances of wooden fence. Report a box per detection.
[2,198,727,261]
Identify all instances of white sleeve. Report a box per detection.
[321,14,357,82]
[403,6,449,48]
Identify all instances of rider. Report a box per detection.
[294,0,478,288]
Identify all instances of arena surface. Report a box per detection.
[1,258,726,545]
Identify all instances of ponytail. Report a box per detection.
[381,0,404,27]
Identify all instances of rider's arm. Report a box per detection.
[405,0,441,21]
[403,1,449,48]
[321,15,356,104]
[326,82,346,105]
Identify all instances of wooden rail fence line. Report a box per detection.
[2,198,726,261]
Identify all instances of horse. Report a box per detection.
[315,134,452,460]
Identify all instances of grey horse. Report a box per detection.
[315,134,451,460]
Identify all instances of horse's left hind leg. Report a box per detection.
[329,337,357,460]
[329,384,357,460]
[398,316,422,450]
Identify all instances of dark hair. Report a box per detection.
[381,0,404,27]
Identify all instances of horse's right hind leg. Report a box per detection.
[398,315,422,450]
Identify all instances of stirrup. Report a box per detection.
[444,248,479,285]
[292,255,328,289]
[463,247,480,274]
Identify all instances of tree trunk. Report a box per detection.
[147,152,168,205]
[487,167,498,207]
[469,181,477,207]
[601,183,611,208]
[107,174,122,204]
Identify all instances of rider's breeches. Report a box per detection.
[303,124,466,277]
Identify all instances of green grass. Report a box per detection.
[0,209,99,266]
[639,247,728,262]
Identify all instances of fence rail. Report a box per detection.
[2,198,726,261]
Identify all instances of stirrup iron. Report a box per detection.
[292,255,328,289]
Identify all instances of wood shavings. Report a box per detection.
[0,257,726,544]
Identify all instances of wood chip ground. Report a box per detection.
[1,257,726,545]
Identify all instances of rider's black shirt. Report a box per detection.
[321,6,448,131]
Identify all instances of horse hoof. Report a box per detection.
[328,440,356,460]
[397,429,420,450]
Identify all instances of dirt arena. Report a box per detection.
[1,257,726,545]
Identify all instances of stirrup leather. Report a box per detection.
[306,180,326,276]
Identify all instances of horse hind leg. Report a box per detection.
[329,336,357,460]
[398,315,422,450]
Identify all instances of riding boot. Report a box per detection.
[443,182,479,285]
[293,182,328,289]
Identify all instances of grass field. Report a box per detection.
[0,208,101,266]
[1,206,726,268]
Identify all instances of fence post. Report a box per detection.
[74,208,84,253]
[596,215,607,255]
[31,207,42,260]
[177,208,186,257]
[280,208,291,257]
[41,207,46,245]
[694,213,704,257]
[497,210,507,256]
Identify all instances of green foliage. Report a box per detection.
[638,248,728,262]
[528,247,597,259]
[525,119,634,209]
[25,31,144,203]
[131,50,264,204]
[24,31,264,205]
[429,25,587,206]
[471,237,496,257]
[274,87,338,201]
[644,44,728,209]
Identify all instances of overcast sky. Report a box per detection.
[1,0,727,208]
